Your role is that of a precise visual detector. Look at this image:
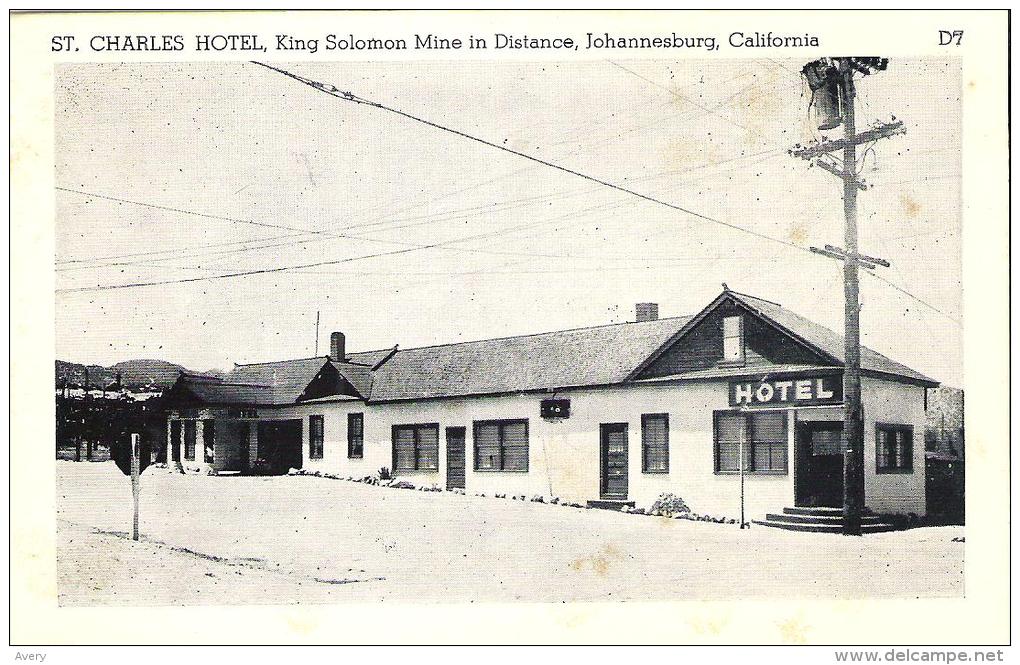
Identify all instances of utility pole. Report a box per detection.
[791,57,902,535]
[315,310,321,356]
[83,366,92,462]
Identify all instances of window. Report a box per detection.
[309,415,324,459]
[202,419,215,463]
[348,413,364,459]
[641,413,669,473]
[183,420,196,460]
[876,424,913,473]
[714,411,788,474]
[722,315,745,364]
[392,424,439,472]
[473,419,529,471]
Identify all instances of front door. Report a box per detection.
[257,419,304,474]
[600,423,629,500]
[446,427,466,490]
[795,421,844,508]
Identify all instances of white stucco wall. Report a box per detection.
[862,377,928,515]
[268,381,799,520]
[168,375,928,519]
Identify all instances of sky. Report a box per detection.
[54,58,963,386]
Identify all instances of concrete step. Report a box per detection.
[767,512,882,525]
[783,506,844,516]
[753,517,898,534]
[586,499,636,510]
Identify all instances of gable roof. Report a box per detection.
[726,290,937,385]
[167,288,937,408]
[228,356,333,403]
[628,289,937,386]
[167,373,277,406]
[329,360,374,399]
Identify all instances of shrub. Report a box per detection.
[378,466,392,481]
[650,492,691,516]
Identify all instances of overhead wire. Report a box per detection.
[59,60,962,327]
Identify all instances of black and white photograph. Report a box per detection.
[9,7,1010,651]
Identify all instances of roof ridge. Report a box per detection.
[198,379,272,388]
[233,356,328,367]
[179,372,223,381]
[726,289,783,307]
[358,315,695,356]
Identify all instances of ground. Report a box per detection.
[55,461,964,606]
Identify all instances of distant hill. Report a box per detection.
[55,359,219,391]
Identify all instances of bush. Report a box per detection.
[378,466,392,481]
[650,492,691,517]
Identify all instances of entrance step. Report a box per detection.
[753,506,897,534]
[586,499,636,511]
[766,513,882,525]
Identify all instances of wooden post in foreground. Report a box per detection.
[131,432,140,541]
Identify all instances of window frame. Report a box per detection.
[391,423,440,472]
[720,314,746,366]
[309,415,324,460]
[472,418,530,473]
[347,412,364,459]
[640,413,670,474]
[875,423,914,474]
[712,409,789,475]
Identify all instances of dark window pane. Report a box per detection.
[717,441,740,472]
[474,423,500,470]
[642,414,669,473]
[751,412,786,443]
[417,425,439,470]
[811,429,841,455]
[394,426,416,471]
[348,413,363,459]
[309,415,324,459]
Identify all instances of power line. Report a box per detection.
[55,186,652,293]
[607,60,752,132]
[59,60,960,328]
[863,270,961,324]
[55,146,787,272]
[251,60,811,256]
[55,230,310,265]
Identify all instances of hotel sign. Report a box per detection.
[729,375,843,408]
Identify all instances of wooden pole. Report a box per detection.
[739,415,747,529]
[83,366,91,461]
[840,63,865,536]
[131,432,140,541]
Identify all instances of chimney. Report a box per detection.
[329,331,346,362]
[635,303,659,323]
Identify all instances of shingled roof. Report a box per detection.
[167,288,937,408]
[226,357,333,403]
[364,315,695,402]
[167,373,277,406]
[725,290,937,385]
